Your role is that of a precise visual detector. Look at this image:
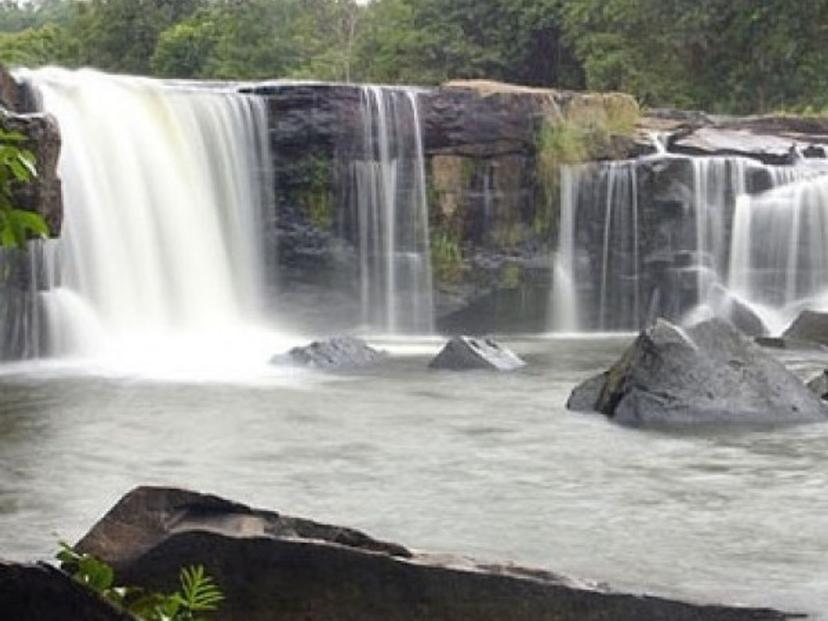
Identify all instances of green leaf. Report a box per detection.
[9,209,50,237]
[177,565,224,613]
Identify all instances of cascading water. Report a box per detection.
[351,86,434,335]
[550,166,581,333]
[729,173,828,332]
[17,68,274,364]
[552,153,822,333]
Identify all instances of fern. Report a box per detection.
[56,544,224,621]
[170,565,225,620]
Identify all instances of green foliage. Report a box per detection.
[57,543,224,621]
[2,0,828,114]
[431,229,463,284]
[536,95,638,207]
[0,126,49,249]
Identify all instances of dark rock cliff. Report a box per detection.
[246,79,640,333]
[0,65,62,360]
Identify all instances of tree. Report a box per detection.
[70,0,208,75]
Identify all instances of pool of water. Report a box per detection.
[1,335,827,617]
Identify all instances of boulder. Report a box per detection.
[76,487,799,621]
[807,370,828,400]
[566,372,607,412]
[568,318,827,426]
[782,311,828,346]
[0,561,135,621]
[429,336,526,371]
[275,336,386,370]
[707,285,769,337]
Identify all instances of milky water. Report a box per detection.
[1,336,826,618]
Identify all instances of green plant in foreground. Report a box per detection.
[0,126,49,249]
[57,543,224,621]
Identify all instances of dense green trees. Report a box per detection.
[0,0,826,114]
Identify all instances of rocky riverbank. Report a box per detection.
[0,487,805,621]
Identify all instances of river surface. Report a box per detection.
[1,335,827,617]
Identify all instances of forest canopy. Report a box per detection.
[1,0,827,114]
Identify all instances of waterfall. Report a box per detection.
[728,173,828,331]
[550,166,581,332]
[17,68,272,360]
[351,86,433,335]
[551,154,821,333]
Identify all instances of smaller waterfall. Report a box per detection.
[728,173,828,330]
[550,166,580,332]
[551,154,822,332]
[351,86,434,335]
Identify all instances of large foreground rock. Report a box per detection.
[274,336,386,370]
[568,318,827,426]
[429,336,526,371]
[75,486,799,621]
[0,561,134,621]
[782,311,828,347]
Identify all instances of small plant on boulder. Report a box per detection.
[57,543,224,621]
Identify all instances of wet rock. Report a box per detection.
[275,336,386,370]
[76,486,800,621]
[0,561,134,621]
[568,318,828,426]
[755,336,788,349]
[755,336,826,351]
[566,372,607,412]
[782,310,828,346]
[429,336,526,371]
[807,370,828,400]
[708,285,769,337]
[0,109,63,238]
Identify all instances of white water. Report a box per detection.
[17,68,282,370]
[353,86,434,335]
[552,154,825,333]
[550,166,580,332]
[729,173,828,332]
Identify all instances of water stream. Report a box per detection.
[17,68,276,366]
[351,86,434,334]
[552,154,828,333]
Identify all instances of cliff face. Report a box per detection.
[0,66,62,360]
[247,79,640,333]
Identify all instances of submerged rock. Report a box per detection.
[275,336,386,370]
[807,370,828,400]
[0,561,133,621]
[75,486,799,621]
[782,311,828,346]
[429,336,526,371]
[568,318,827,426]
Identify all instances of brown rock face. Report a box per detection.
[77,486,800,621]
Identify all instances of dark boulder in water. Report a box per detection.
[566,372,607,412]
[568,318,828,426]
[0,561,133,621]
[782,310,828,346]
[429,336,526,371]
[275,336,386,370]
[73,486,800,621]
[807,370,828,400]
